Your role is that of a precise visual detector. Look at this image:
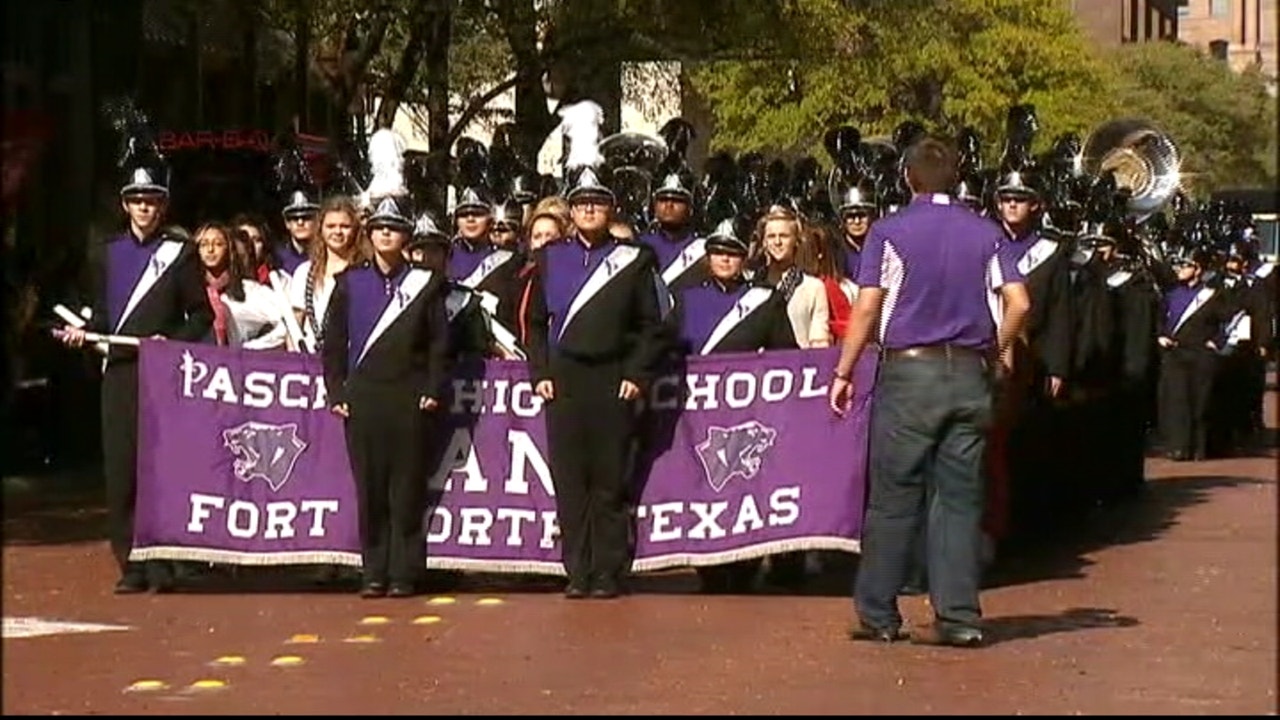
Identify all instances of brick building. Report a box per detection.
[1066,0,1180,46]
[1175,0,1277,82]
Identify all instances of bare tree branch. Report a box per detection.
[446,73,523,146]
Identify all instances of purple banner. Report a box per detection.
[131,341,875,574]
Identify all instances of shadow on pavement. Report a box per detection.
[2,466,107,546]
[985,474,1272,591]
[983,606,1141,646]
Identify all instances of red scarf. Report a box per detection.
[255,263,271,285]
[205,270,232,346]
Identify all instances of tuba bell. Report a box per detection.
[1082,119,1181,223]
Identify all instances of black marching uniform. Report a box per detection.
[447,181,526,334]
[1102,258,1160,497]
[998,221,1075,532]
[670,221,797,592]
[1156,257,1237,461]
[323,199,450,596]
[91,152,213,592]
[525,175,665,597]
[1209,256,1275,453]
[408,214,500,362]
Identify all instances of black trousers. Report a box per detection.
[101,361,140,572]
[343,382,430,585]
[1158,347,1217,457]
[1106,384,1150,498]
[545,353,637,585]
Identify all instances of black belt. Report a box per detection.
[882,344,987,362]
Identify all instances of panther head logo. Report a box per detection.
[694,420,778,493]
[221,421,308,492]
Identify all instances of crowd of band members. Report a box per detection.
[57,118,1276,601]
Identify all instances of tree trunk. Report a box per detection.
[293,0,310,128]
[423,0,453,215]
[374,0,438,130]
[494,0,558,167]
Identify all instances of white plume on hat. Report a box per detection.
[558,100,604,171]
[365,128,409,199]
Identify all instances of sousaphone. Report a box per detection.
[1082,118,1181,223]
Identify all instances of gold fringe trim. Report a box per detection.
[129,536,862,575]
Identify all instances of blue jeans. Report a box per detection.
[854,352,993,631]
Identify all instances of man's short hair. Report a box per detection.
[904,137,959,194]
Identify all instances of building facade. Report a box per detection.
[1175,0,1277,82]
[1067,0,1180,46]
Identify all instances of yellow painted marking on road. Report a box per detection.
[426,596,457,605]
[476,597,505,606]
[211,655,246,667]
[359,615,390,625]
[125,680,168,693]
[412,615,443,625]
[270,655,305,667]
[286,634,320,644]
[343,634,380,644]
[189,679,228,691]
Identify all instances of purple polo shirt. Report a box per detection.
[853,193,1023,351]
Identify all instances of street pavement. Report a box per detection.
[3,391,1275,715]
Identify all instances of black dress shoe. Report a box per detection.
[909,624,985,648]
[387,582,416,598]
[563,584,589,599]
[847,625,908,643]
[146,561,175,594]
[360,581,388,598]
[114,570,148,595]
[589,584,620,600]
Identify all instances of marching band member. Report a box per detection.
[1212,236,1274,452]
[289,196,365,353]
[193,223,288,350]
[58,122,213,594]
[490,200,525,251]
[406,210,503,361]
[448,140,523,334]
[638,119,708,292]
[991,165,1075,535]
[671,218,797,593]
[323,185,449,599]
[273,146,323,277]
[1157,246,1236,462]
[524,166,665,600]
[1092,222,1160,499]
[833,182,878,283]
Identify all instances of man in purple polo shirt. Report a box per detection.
[829,137,1031,648]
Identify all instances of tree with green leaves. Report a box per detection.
[690,0,1117,164]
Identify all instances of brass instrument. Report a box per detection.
[1082,119,1182,223]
